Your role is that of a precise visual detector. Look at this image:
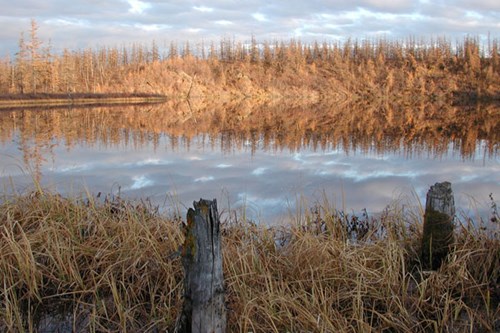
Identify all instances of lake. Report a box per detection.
[0,100,499,224]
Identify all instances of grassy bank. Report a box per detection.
[0,93,167,109]
[0,189,498,332]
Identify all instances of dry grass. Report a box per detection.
[0,189,498,332]
[0,190,184,332]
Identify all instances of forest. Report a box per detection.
[0,19,499,104]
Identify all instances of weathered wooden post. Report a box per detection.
[421,182,455,270]
[176,199,226,333]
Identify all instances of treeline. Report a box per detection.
[0,19,499,101]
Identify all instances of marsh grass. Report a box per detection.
[0,189,498,332]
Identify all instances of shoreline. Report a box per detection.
[0,93,167,109]
[0,91,498,111]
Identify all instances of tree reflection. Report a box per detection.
[0,99,498,180]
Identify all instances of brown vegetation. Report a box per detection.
[0,190,498,331]
[0,21,499,102]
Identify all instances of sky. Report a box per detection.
[0,0,499,57]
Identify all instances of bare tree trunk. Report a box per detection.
[176,199,226,333]
[421,182,455,270]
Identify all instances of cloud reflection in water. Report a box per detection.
[130,175,153,189]
[1,134,495,224]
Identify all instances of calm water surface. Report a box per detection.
[0,102,499,223]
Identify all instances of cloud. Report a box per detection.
[252,13,267,22]
[360,0,416,13]
[127,0,152,15]
[193,6,214,13]
[454,0,500,12]
[133,23,171,31]
[1,0,499,56]
[215,20,233,26]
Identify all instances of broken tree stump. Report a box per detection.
[421,181,455,270]
[176,199,226,333]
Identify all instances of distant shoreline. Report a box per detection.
[1,91,498,111]
[0,93,167,109]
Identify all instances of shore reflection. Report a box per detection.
[0,100,498,223]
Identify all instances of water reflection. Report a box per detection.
[0,100,499,223]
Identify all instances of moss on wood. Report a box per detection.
[421,209,455,270]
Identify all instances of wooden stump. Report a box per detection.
[176,199,226,333]
[421,182,455,270]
